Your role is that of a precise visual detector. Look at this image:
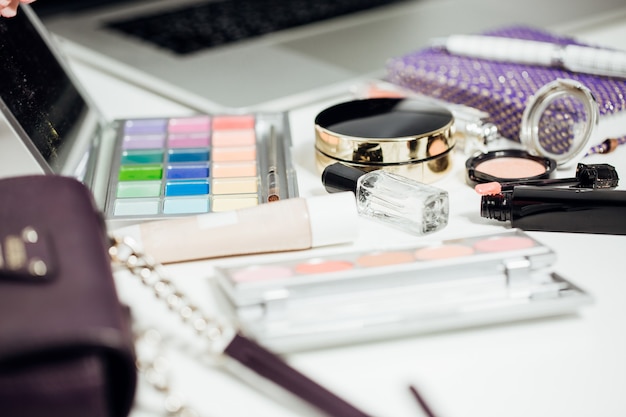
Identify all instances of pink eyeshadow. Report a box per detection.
[168,116,211,133]
[475,157,546,179]
[122,134,166,149]
[357,251,414,267]
[414,244,474,260]
[212,115,256,130]
[231,265,293,283]
[168,132,210,148]
[294,260,354,274]
[473,236,535,253]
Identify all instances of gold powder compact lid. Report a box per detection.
[314,98,456,183]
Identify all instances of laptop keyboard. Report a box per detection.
[106,0,405,55]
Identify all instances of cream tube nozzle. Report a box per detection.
[114,192,359,264]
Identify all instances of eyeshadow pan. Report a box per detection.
[168,115,211,133]
[212,177,258,194]
[114,199,160,216]
[414,244,474,260]
[168,132,211,148]
[163,198,210,214]
[212,130,256,147]
[212,115,256,130]
[473,236,536,252]
[119,164,163,181]
[294,260,354,275]
[121,149,164,164]
[212,145,257,162]
[166,163,210,179]
[231,266,294,283]
[168,148,210,163]
[123,118,168,134]
[123,134,166,150]
[116,181,161,198]
[212,161,257,178]
[212,196,259,211]
[357,251,414,267]
[165,180,210,196]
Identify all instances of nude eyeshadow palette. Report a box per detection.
[213,229,591,352]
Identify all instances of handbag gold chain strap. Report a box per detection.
[109,236,223,417]
[109,236,373,417]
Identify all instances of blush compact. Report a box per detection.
[465,79,601,187]
[466,149,557,186]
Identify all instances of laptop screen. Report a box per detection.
[0,7,100,177]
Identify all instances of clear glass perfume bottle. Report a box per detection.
[322,162,449,235]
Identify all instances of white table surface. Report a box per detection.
[2,6,626,417]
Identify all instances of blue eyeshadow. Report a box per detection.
[168,148,210,163]
[165,180,210,196]
[166,164,210,179]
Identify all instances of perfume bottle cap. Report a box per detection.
[304,192,359,247]
[321,162,366,194]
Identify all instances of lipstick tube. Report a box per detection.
[481,186,626,235]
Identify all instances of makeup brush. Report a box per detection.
[475,163,619,195]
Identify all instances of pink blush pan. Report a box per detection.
[475,157,547,179]
[465,150,557,187]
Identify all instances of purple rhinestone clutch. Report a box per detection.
[386,26,626,153]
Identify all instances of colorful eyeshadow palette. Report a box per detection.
[104,112,298,220]
[213,229,591,352]
[0,10,298,223]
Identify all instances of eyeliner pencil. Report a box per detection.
[267,125,280,202]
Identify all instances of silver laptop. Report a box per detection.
[34,0,626,112]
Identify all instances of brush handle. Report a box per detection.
[224,333,372,417]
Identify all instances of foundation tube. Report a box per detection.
[115,192,359,263]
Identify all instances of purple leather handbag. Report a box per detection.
[0,175,136,417]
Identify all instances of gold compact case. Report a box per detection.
[314,98,455,183]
